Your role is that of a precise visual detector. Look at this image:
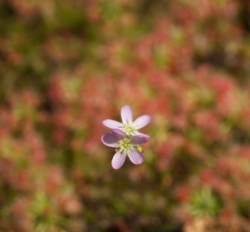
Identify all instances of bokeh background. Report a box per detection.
[1,0,250,231]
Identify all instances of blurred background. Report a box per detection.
[1,0,250,231]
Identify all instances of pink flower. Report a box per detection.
[101,129,148,169]
[103,105,152,138]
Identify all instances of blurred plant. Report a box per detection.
[0,0,250,231]
[187,188,221,217]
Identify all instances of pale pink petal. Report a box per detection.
[133,115,152,129]
[101,133,119,147]
[127,149,144,165]
[103,119,123,129]
[112,129,127,140]
[134,131,150,139]
[112,151,126,169]
[130,136,148,145]
[121,105,133,124]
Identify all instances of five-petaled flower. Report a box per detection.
[103,105,152,138]
[102,105,151,169]
[101,129,148,169]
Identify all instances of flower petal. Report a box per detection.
[134,131,150,139]
[133,115,152,129]
[103,119,123,129]
[112,151,126,169]
[127,149,144,165]
[130,135,148,145]
[112,129,127,140]
[101,133,119,147]
[121,105,133,124]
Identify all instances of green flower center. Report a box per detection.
[123,124,135,134]
[119,138,131,151]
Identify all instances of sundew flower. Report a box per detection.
[101,129,148,169]
[103,105,152,138]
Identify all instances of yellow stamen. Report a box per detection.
[123,124,135,134]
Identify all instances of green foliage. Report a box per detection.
[188,188,221,217]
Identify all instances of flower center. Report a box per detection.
[119,138,131,151]
[123,124,135,134]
